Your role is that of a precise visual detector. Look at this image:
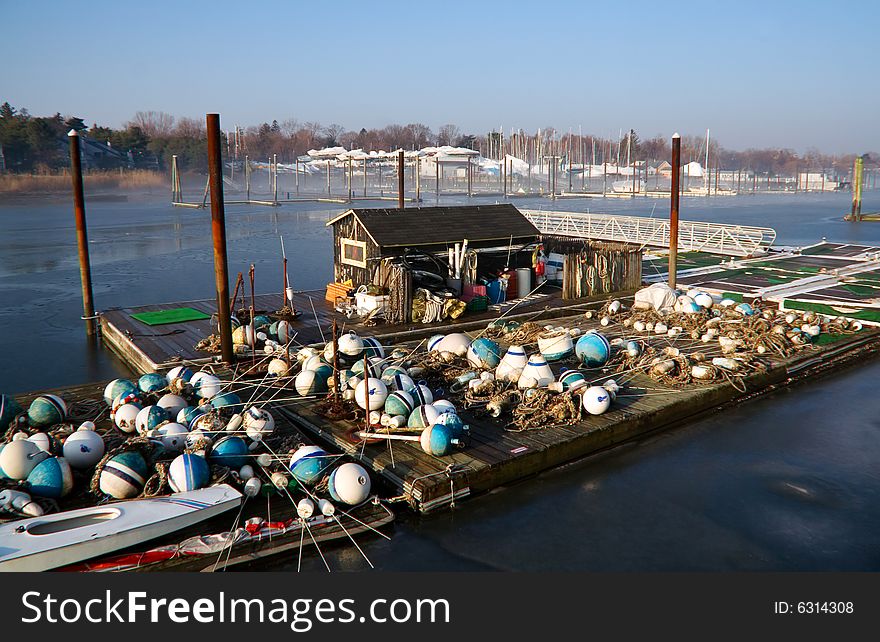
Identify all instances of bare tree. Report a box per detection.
[129,111,175,137]
[437,124,461,147]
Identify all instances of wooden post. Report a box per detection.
[331,319,340,401]
[416,156,421,202]
[348,158,353,202]
[852,156,864,220]
[398,150,405,208]
[435,157,440,196]
[67,130,97,337]
[295,157,299,195]
[326,162,331,197]
[272,153,278,204]
[467,156,472,197]
[669,133,681,290]
[363,158,368,197]
[206,113,235,364]
[245,154,250,201]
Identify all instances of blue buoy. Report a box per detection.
[467,338,502,369]
[435,412,467,438]
[138,373,167,394]
[209,436,250,469]
[289,446,331,486]
[575,332,611,368]
[210,391,242,413]
[26,457,74,498]
[420,424,456,457]
[27,395,67,428]
[99,451,149,499]
[168,453,211,493]
[103,379,137,406]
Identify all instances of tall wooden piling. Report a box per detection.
[669,133,681,290]
[68,130,97,337]
[206,113,235,364]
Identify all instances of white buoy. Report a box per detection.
[0,489,44,517]
[239,464,255,480]
[0,440,49,480]
[62,429,105,468]
[582,386,612,415]
[318,498,335,516]
[328,462,372,505]
[243,407,275,441]
[243,477,262,498]
[296,498,315,519]
[354,378,388,411]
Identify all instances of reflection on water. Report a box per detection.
[1,190,878,570]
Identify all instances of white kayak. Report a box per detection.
[0,484,242,572]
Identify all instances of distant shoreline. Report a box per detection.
[0,169,166,195]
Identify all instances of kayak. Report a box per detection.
[0,484,242,572]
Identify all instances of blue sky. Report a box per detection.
[2,0,878,153]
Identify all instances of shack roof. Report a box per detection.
[326,204,540,248]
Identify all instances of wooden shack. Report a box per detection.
[326,204,541,287]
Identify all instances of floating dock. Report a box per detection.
[275,311,879,512]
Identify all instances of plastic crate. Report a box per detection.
[466,295,489,313]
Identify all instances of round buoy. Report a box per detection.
[26,457,73,498]
[432,333,471,356]
[694,292,714,308]
[408,404,439,430]
[432,399,457,415]
[384,390,415,417]
[177,405,206,427]
[244,477,262,497]
[135,405,169,435]
[420,424,456,457]
[575,332,611,368]
[157,422,188,452]
[289,446,331,486]
[27,432,55,453]
[193,373,222,399]
[243,406,275,441]
[157,393,188,417]
[138,372,166,394]
[209,436,249,469]
[411,383,433,406]
[559,369,587,392]
[625,340,642,358]
[435,412,467,437]
[27,394,67,428]
[168,453,210,493]
[582,386,612,415]
[267,358,290,378]
[296,498,315,519]
[270,320,293,344]
[165,366,193,384]
[114,403,141,433]
[210,391,242,413]
[253,314,272,330]
[467,337,502,369]
[351,357,384,378]
[354,378,388,411]
[0,440,49,480]
[62,430,105,468]
[99,451,148,499]
[103,379,136,406]
[295,369,327,396]
[232,325,256,346]
[333,332,365,365]
[328,463,372,505]
[362,337,384,359]
[427,334,445,352]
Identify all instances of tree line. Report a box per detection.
[0,102,874,177]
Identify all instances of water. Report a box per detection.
[1,189,878,570]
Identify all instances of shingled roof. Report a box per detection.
[326,204,540,248]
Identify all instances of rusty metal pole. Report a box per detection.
[206,113,235,364]
[68,130,97,337]
[331,319,340,401]
[669,133,681,290]
[398,150,405,208]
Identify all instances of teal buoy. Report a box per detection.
[27,395,67,428]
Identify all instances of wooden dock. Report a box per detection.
[99,288,620,374]
[275,317,880,513]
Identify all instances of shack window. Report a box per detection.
[340,238,367,268]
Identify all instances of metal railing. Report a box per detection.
[522,209,776,256]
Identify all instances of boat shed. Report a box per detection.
[326,204,541,287]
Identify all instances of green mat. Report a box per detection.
[131,307,211,326]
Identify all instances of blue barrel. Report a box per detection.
[486,280,505,304]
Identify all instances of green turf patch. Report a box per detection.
[131,307,211,326]
[783,299,880,322]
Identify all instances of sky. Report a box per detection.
[2,0,878,153]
